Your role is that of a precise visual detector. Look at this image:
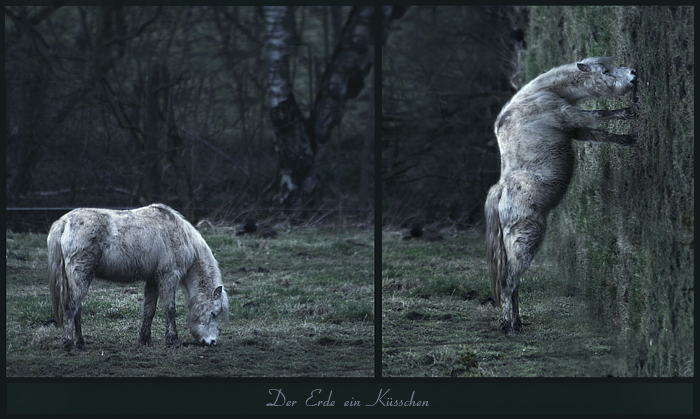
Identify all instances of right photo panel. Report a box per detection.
[381,6,693,377]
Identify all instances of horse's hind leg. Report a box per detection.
[499,288,515,333]
[62,270,91,351]
[62,301,86,351]
[139,281,158,345]
[502,214,546,334]
[499,271,522,334]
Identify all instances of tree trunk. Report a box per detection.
[263,5,379,209]
[263,6,309,207]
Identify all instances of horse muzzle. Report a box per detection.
[200,338,217,346]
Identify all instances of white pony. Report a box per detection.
[486,57,637,333]
[48,204,229,350]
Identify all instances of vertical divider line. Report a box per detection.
[373,4,383,380]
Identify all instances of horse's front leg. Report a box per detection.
[573,127,636,146]
[74,307,85,350]
[590,105,638,121]
[562,104,637,128]
[158,278,181,348]
[139,281,158,345]
[62,311,76,351]
[512,287,522,332]
[163,301,181,347]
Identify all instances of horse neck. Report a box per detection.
[181,247,220,299]
[525,64,590,103]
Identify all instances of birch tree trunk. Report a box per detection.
[263,6,379,209]
[263,6,311,207]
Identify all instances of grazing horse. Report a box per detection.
[486,57,637,334]
[47,204,229,351]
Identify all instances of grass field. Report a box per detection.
[382,229,623,377]
[5,225,374,377]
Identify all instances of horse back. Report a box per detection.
[56,205,196,283]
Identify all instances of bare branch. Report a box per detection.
[103,6,162,48]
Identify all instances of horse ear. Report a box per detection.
[213,285,223,299]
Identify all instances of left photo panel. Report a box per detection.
[6,5,377,377]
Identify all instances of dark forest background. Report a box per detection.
[382,6,528,228]
[6,6,397,231]
[5,5,528,232]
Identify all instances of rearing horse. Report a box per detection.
[486,57,637,334]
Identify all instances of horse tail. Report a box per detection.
[47,220,68,327]
[485,183,507,306]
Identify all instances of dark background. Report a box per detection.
[5,6,375,231]
[382,6,528,228]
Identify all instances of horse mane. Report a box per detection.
[159,204,229,325]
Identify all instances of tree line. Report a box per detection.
[6,5,525,231]
[382,6,528,228]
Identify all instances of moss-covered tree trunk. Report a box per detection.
[526,5,694,377]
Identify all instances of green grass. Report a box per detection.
[382,230,623,377]
[5,226,374,377]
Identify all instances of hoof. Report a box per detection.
[618,134,636,146]
[139,332,154,346]
[166,335,181,348]
[499,318,522,335]
[139,337,154,346]
[499,320,512,335]
[480,296,496,306]
[513,318,523,332]
[62,339,82,352]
